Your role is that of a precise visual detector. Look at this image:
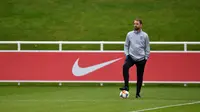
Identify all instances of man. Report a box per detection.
[119,19,150,98]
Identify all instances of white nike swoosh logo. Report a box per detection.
[72,58,122,76]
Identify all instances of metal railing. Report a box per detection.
[0,41,200,52]
[0,41,200,85]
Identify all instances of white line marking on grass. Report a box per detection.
[131,101,200,112]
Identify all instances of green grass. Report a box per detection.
[0,0,200,50]
[0,1,200,111]
[0,85,200,112]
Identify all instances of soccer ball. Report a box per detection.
[119,90,129,98]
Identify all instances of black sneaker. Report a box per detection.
[136,94,141,98]
[119,86,129,91]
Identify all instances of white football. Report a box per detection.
[119,90,129,98]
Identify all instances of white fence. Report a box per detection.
[0,41,200,52]
[0,41,200,85]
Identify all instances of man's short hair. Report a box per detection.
[134,19,143,24]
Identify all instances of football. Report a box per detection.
[119,90,129,98]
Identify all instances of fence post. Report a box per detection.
[59,82,62,86]
[18,82,20,86]
[184,42,187,52]
[100,83,103,86]
[17,41,21,51]
[59,41,62,51]
[100,41,104,51]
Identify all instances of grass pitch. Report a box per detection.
[0,84,200,112]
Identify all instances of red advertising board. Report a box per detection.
[0,52,200,83]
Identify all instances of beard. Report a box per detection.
[134,27,140,31]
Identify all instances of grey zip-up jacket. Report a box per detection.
[124,30,150,61]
